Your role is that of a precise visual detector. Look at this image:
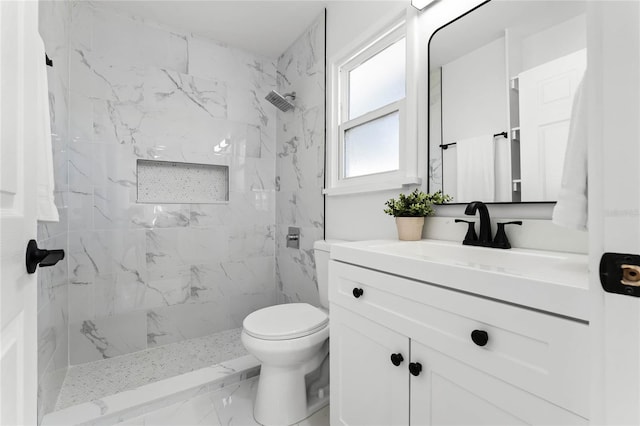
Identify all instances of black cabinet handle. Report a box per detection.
[390,353,404,366]
[471,330,489,347]
[25,239,65,274]
[352,288,364,298]
[409,362,422,376]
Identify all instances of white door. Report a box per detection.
[330,305,409,426]
[519,49,587,201]
[409,340,587,426]
[0,1,40,424]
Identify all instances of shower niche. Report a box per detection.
[137,159,229,204]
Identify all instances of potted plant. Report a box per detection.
[384,189,452,241]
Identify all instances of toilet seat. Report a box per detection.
[243,303,328,341]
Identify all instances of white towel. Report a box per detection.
[552,75,587,231]
[456,135,495,202]
[36,36,59,222]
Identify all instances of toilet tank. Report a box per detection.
[313,240,345,309]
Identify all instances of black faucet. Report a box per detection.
[464,201,493,243]
[458,201,523,249]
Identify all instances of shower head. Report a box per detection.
[265,90,296,112]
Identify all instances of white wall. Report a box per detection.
[428,68,443,192]
[442,37,507,144]
[521,14,586,72]
[325,1,414,242]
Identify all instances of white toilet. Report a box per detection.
[241,240,338,426]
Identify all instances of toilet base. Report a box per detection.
[253,349,330,426]
[254,364,329,426]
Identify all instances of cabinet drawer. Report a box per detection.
[329,261,589,418]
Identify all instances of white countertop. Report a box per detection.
[331,239,590,322]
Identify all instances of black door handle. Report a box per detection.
[352,288,364,298]
[390,353,404,366]
[26,239,65,274]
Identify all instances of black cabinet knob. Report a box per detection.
[471,330,489,347]
[352,288,364,298]
[409,362,422,376]
[390,353,404,366]
[25,239,65,274]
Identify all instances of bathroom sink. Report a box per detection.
[330,239,589,321]
[367,240,573,279]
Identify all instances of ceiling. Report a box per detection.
[96,1,328,58]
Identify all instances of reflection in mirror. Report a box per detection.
[428,1,586,204]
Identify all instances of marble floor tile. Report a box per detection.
[211,377,260,426]
[56,328,247,410]
[121,392,222,426]
[125,376,329,426]
[297,405,330,426]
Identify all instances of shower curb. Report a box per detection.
[41,355,260,426]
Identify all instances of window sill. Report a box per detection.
[323,177,422,196]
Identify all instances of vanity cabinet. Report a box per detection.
[329,260,589,426]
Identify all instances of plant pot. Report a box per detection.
[395,217,425,241]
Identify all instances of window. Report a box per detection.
[326,15,420,195]
[344,110,400,177]
[348,37,406,120]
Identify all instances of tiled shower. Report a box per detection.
[36,1,325,421]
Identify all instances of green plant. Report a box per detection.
[384,189,452,217]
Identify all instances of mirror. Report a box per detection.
[428,0,587,204]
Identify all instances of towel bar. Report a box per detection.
[439,131,508,150]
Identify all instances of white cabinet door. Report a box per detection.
[409,340,587,426]
[330,305,409,426]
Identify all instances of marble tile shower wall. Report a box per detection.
[428,69,443,192]
[38,0,71,421]
[66,3,277,365]
[275,13,325,305]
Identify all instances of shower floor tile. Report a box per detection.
[55,328,248,411]
[121,376,330,426]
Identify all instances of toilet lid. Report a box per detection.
[243,303,329,340]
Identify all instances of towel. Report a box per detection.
[552,74,587,231]
[36,36,59,222]
[456,134,495,202]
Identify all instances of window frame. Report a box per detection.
[325,11,421,195]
